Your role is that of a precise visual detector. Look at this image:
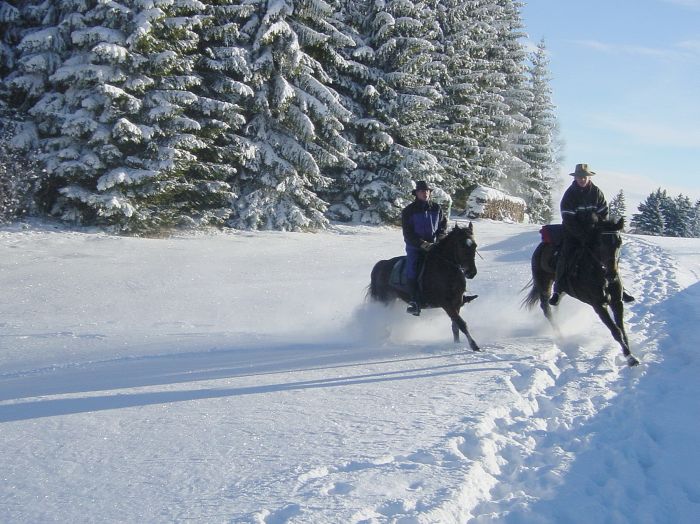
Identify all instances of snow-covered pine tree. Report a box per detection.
[0,109,45,222]
[320,0,404,224]
[430,0,480,193]
[631,188,667,236]
[194,0,262,217]
[492,0,532,196]
[519,38,557,223]
[692,200,700,237]
[441,0,523,193]
[227,0,355,231]
[608,189,626,223]
[95,0,237,232]
[6,0,240,232]
[353,0,443,217]
[0,1,20,78]
[18,0,140,227]
[692,200,700,238]
[665,193,694,238]
[3,0,69,117]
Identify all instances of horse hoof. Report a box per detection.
[627,355,640,367]
[471,344,481,352]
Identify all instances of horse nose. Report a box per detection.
[466,267,477,279]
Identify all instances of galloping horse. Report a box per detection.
[523,218,640,366]
[369,222,480,351]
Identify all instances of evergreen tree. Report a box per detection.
[0,111,44,222]
[518,39,557,223]
[692,200,700,238]
[631,188,668,236]
[430,0,480,191]
[0,0,560,231]
[609,189,626,222]
[494,0,532,192]
[3,0,68,111]
[356,0,444,214]
[228,0,355,230]
[0,0,21,79]
[666,193,694,238]
[311,0,399,224]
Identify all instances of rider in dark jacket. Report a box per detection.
[550,163,634,305]
[550,164,607,305]
[402,181,447,315]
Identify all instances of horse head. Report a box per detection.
[439,222,478,279]
[591,217,624,277]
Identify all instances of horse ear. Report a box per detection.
[616,216,625,229]
[467,221,473,232]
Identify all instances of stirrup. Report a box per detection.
[406,301,421,316]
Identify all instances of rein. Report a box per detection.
[582,230,620,273]
[430,233,477,271]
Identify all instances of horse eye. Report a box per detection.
[466,239,473,247]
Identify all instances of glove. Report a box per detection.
[420,240,435,252]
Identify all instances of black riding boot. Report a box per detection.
[406,278,421,316]
[549,252,566,306]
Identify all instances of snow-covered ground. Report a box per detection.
[1,219,698,523]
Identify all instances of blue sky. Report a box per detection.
[521,0,700,214]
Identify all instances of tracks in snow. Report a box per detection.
[246,235,680,523]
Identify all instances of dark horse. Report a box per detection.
[369,222,480,351]
[523,218,640,366]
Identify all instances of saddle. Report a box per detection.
[389,257,410,291]
[538,224,565,274]
[389,257,426,300]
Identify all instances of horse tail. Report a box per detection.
[521,242,549,310]
[368,263,382,301]
[521,278,540,310]
[365,283,376,302]
[368,259,396,303]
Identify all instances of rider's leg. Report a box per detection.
[550,240,572,305]
[407,277,420,315]
[405,250,421,315]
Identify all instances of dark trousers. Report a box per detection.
[405,248,426,303]
[553,238,581,293]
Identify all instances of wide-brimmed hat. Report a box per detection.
[412,180,434,195]
[569,163,596,177]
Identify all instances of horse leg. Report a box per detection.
[592,304,639,366]
[537,272,561,336]
[610,299,638,365]
[444,306,480,351]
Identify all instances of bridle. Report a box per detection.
[430,230,477,273]
[585,230,621,275]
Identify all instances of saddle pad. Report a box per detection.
[389,257,408,289]
[540,224,564,246]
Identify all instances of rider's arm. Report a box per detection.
[561,190,588,241]
[595,188,609,220]
[436,205,448,239]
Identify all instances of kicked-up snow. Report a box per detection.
[0,220,698,523]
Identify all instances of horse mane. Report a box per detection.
[595,216,625,232]
[444,222,474,240]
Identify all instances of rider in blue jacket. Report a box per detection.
[401,181,447,315]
